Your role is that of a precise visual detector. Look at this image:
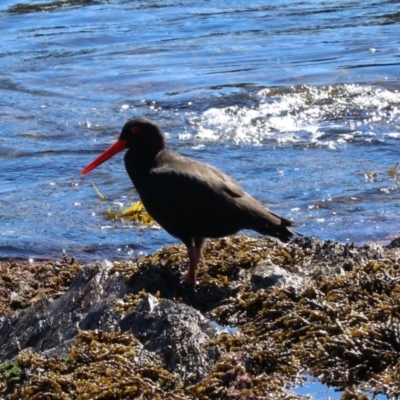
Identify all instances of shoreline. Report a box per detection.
[1,235,399,399]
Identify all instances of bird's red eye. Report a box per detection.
[131,126,141,134]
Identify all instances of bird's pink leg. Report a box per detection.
[184,238,204,284]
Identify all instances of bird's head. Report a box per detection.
[81,118,166,175]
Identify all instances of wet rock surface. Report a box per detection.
[0,235,400,399]
[120,295,221,384]
[0,260,127,361]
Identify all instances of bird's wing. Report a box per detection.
[175,158,288,227]
[155,151,245,196]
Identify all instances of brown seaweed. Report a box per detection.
[2,236,400,399]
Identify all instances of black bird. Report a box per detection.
[81,118,298,284]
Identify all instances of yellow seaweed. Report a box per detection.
[388,162,399,178]
[118,201,155,226]
[91,182,108,201]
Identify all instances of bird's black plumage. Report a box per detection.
[82,117,298,283]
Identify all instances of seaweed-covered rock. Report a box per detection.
[1,235,400,399]
[0,257,80,319]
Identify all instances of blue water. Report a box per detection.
[293,374,389,400]
[1,0,400,263]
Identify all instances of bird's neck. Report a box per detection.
[124,148,161,183]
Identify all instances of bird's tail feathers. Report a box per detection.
[254,218,302,243]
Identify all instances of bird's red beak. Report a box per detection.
[81,139,128,175]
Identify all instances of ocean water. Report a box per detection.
[0,0,399,263]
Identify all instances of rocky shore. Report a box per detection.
[1,236,400,399]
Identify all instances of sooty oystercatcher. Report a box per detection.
[81,118,298,284]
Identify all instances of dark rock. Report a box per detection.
[0,261,127,362]
[120,294,221,383]
[250,258,305,291]
[387,236,400,249]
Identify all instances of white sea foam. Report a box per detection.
[186,84,400,146]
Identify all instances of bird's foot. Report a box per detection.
[182,269,197,285]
